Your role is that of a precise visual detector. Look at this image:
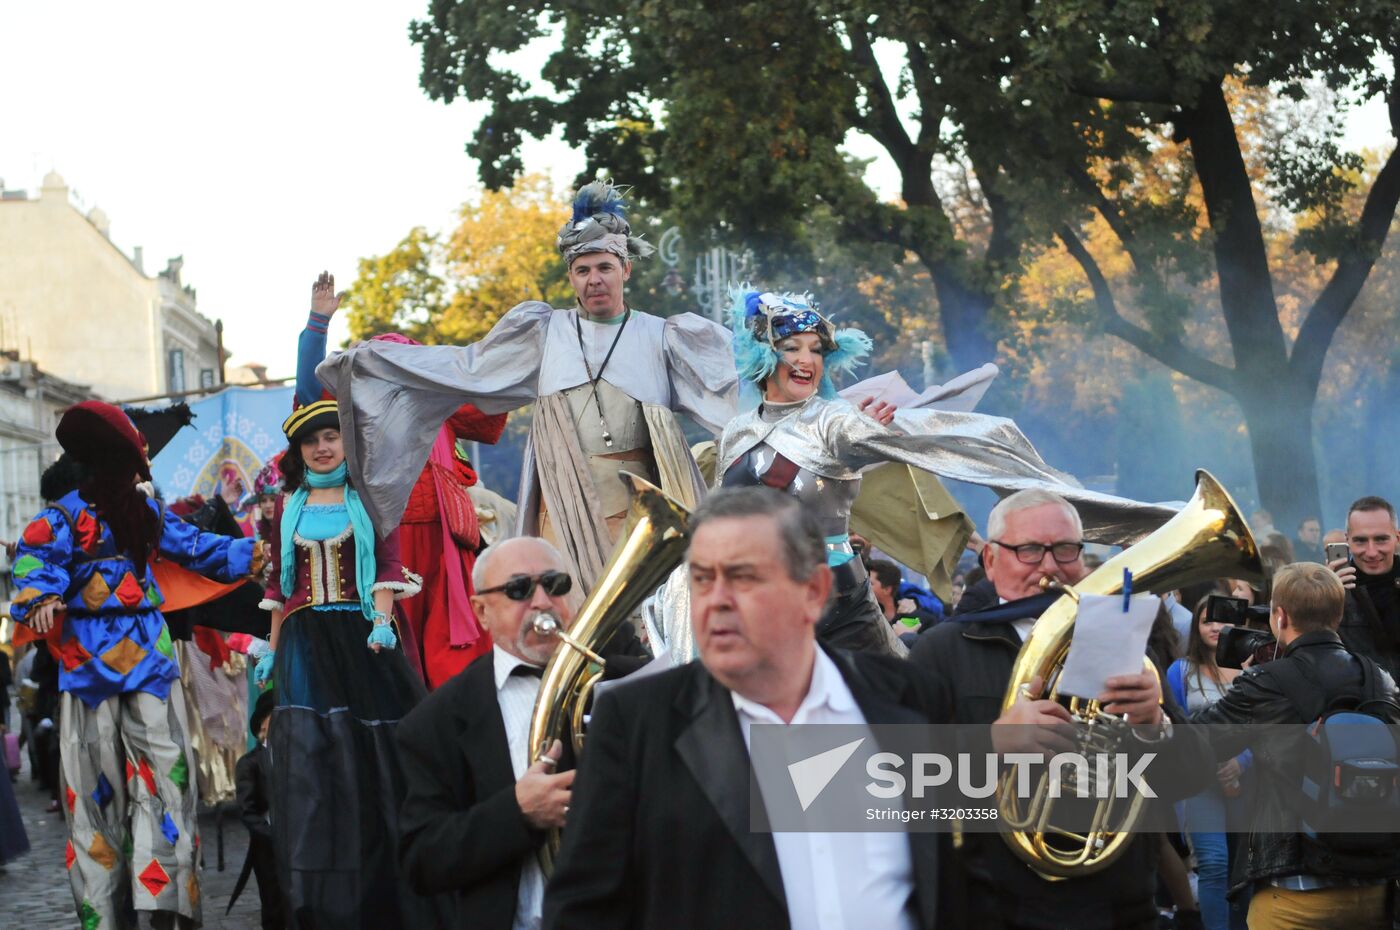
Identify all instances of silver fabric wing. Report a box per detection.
[661,313,740,436]
[717,397,1178,547]
[316,301,552,535]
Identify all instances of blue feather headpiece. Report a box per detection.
[570,183,628,223]
[726,285,872,408]
[557,179,655,265]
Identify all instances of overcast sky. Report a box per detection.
[0,0,582,381]
[1,2,1392,385]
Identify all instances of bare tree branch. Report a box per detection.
[1058,225,1236,394]
[904,40,944,151]
[1065,164,1155,278]
[845,24,916,168]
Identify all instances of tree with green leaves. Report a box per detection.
[343,173,574,344]
[412,0,1400,527]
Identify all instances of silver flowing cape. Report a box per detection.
[315,300,737,538]
[646,395,1179,663]
[718,396,1179,547]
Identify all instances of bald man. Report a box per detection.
[396,538,646,930]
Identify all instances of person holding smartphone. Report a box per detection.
[1328,496,1400,679]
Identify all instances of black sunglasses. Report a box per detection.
[477,571,573,601]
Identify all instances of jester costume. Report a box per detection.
[317,181,737,596]
[10,401,257,930]
[259,399,445,929]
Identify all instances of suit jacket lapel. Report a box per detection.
[460,658,517,792]
[674,666,787,909]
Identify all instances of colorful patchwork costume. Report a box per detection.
[10,402,256,930]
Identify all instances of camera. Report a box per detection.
[1207,595,1276,669]
[1205,594,1267,627]
[1215,625,1279,669]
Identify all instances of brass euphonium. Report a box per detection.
[527,473,691,873]
[997,470,1263,878]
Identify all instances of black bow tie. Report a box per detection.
[510,664,545,679]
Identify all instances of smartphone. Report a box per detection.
[1325,542,1351,563]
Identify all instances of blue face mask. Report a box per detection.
[769,309,828,342]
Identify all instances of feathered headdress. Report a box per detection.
[726,286,872,408]
[557,180,656,266]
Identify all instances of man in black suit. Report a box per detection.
[396,536,584,930]
[543,486,950,930]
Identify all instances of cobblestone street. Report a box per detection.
[1,750,267,930]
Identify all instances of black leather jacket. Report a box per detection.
[1339,582,1400,681]
[1190,630,1400,894]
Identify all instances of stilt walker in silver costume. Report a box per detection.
[649,287,1180,661]
[318,182,736,594]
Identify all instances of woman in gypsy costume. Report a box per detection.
[655,288,1180,658]
[254,399,442,929]
[296,273,508,688]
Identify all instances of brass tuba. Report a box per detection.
[997,470,1263,877]
[527,473,691,872]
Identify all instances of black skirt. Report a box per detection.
[269,606,447,929]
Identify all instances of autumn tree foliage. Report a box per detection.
[343,173,574,344]
[412,1,1400,526]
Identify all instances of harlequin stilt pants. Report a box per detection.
[59,687,201,930]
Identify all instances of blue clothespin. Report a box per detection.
[1122,568,1133,612]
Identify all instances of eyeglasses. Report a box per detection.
[477,571,573,601]
[990,540,1085,565]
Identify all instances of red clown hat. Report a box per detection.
[56,401,152,482]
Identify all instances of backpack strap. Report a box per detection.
[1274,651,1395,721]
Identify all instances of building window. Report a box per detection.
[168,349,186,393]
[199,368,215,389]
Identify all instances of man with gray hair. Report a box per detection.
[319,181,736,595]
[544,486,953,929]
[907,488,1212,930]
[395,536,645,930]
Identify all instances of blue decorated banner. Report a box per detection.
[149,386,294,537]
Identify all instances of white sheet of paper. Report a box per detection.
[1057,593,1162,700]
[839,362,1000,413]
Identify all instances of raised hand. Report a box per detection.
[311,271,345,318]
[1327,556,1357,590]
[858,395,897,426]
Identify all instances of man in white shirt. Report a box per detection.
[543,487,951,930]
[395,536,583,930]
